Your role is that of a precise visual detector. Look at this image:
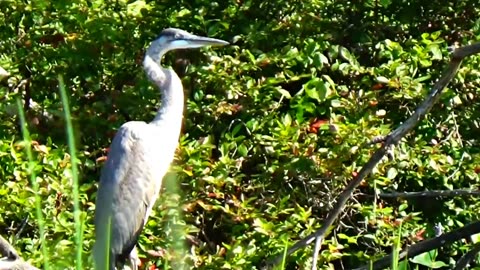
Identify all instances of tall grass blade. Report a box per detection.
[164,173,188,269]
[58,75,83,269]
[106,216,111,270]
[279,240,288,270]
[93,203,113,270]
[16,99,50,270]
[391,221,403,270]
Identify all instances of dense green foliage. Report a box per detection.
[2,0,480,269]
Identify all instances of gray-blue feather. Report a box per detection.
[94,122,151,268]
[94,121,179,269]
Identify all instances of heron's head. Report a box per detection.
[147,28,229,62]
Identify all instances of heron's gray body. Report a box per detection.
[94,69,183,269]
[93,28,227,270]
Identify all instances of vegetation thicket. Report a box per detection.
[1,0,480,269]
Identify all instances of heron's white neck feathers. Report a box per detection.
[143,54,184,129]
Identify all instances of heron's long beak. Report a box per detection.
[186,35,229,46]
[171,34,229,49]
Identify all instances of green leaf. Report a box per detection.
[379,0,392,6]
[305,40,318,55]
[376,76,390,83]
[237,144,248,157]
[176,8,192,17]
[313,52,329,68]
[452,95,462,105]
[283,113,292,126]
[410,250,447,268]
[317,80,328,101]
[340,47,353,63]
[419,59,432,67]
[331,99,342,107]
[398,203,408,212]
[429,44,443,60]
[245,49,256,63]
[276,88,292,99]
[231,124,242,136]
[304,78,330,102]
[429,159,439,171]
[127,0,151,17]
[387,168,398,180]
[304,79,321,101]
[471,233,480,243]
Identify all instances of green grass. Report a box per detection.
[162,173,189,269]
[58,75,83,269]
[104,216,112,270]
[391,221,403,270]
[279,240,288,270]
[16,99,50,270]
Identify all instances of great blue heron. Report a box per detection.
[93,28,228,270]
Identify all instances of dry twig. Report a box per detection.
[361,189,480,199]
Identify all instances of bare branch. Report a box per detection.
[360,189,480,199]
[353,220,480,270]
[454,242,480,270]
[261,42,480,269]
[310,237,322,270]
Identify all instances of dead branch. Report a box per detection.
[261,42,480,269]
[353,220,480,270]
[360,189,480,199]
[453,242,480,270]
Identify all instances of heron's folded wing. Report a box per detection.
[93,121,152,267]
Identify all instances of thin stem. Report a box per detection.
[16,98,50,269]
[58,75,83,269]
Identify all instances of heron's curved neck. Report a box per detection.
[143,54,184,128]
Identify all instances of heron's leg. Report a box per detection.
[128,246,140,270]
